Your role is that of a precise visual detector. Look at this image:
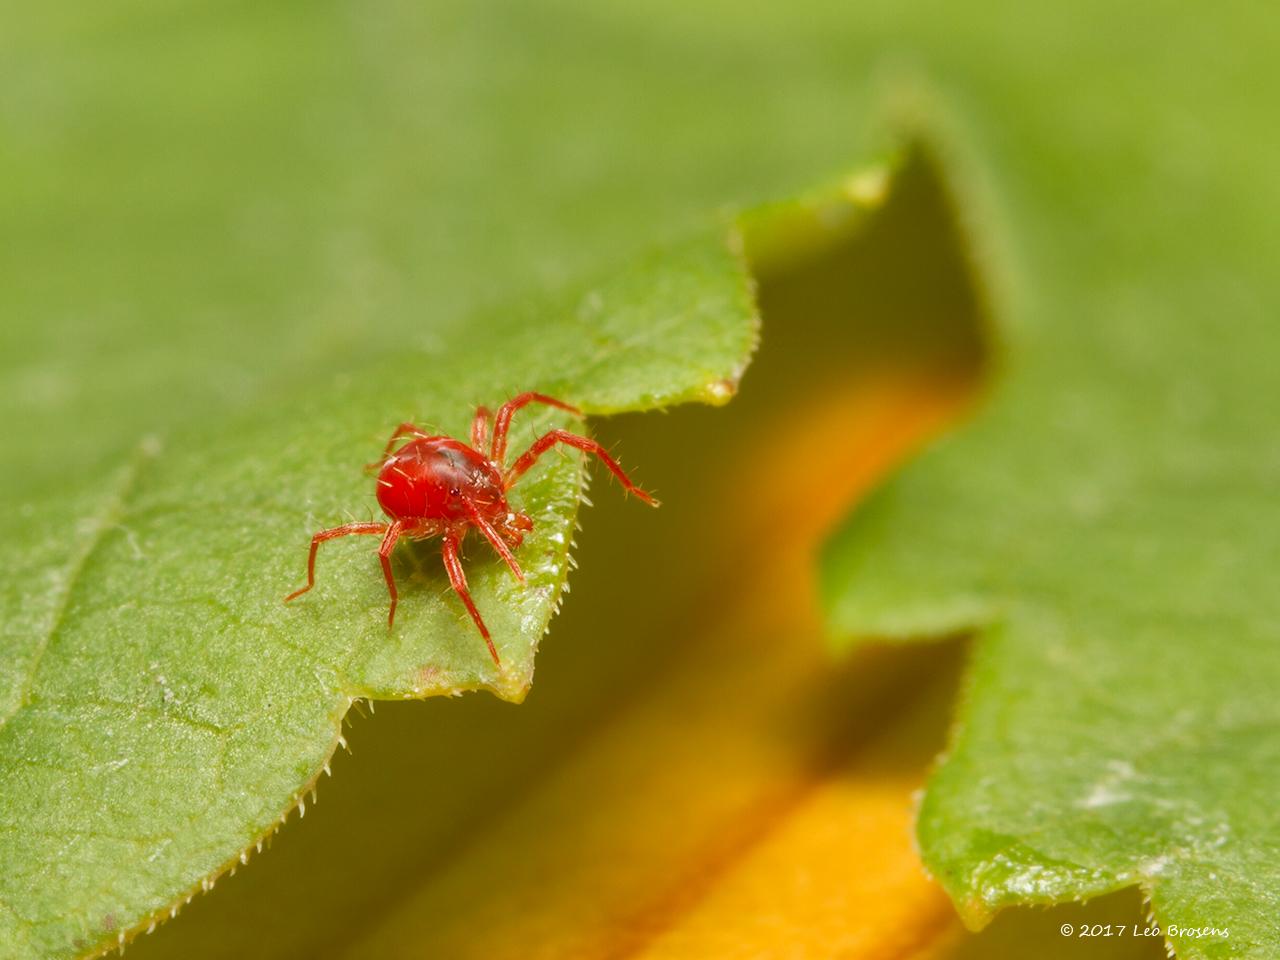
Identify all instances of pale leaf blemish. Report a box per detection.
[1081,782,1133,809]
[1079,758,1139,810]
[1142,855,1171,876]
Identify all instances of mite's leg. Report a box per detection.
[471,405,493,451]
[504,429,658,506]
[490,392,582,464]
[284,522,388,603]
[463,500,525,583]
[441,534,501,664]
[378,520,404,628]
[365,422,431,472]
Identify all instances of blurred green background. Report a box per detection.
[6,0,881,489]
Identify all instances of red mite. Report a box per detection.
[284,392,656,665]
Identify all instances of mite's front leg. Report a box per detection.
[504,429,657,506]
[441,534,500,665]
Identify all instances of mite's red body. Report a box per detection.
[284,392,655,664]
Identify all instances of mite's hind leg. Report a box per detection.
[284,522,388,603]
[471,405,493,451]
[366,422,431,472]
[378,520,404,628]
[441,534,500,665]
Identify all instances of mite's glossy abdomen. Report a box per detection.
[376,437,506,522]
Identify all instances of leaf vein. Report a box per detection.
[0,441,157,735]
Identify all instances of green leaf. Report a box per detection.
[821,69,1280,960]
[121,149,973,960]
[0,230,757,959]
[7,1,1276,958]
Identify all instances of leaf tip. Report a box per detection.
[700,376,739,406]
